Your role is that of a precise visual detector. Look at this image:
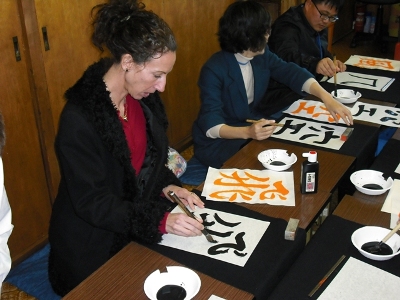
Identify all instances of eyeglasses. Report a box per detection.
[311,0,339,23]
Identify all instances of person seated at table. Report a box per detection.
[260,0,346,115]
[48,0,205,296]
[192,0,353,169]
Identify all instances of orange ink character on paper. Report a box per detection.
[291,101,341,123]
[260,180,289,200]
[355,58,395,70]
[209,171,290,202]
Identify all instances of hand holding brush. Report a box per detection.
[168,191,217,243]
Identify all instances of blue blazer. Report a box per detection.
[192,47,313,166]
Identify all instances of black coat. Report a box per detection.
[258,4,330,116]
[268,4,332,79]
[48,58,180,296]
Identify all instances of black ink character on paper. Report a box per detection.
[274,119,306,134]
[204,213,247,257]
[353,105,377,117]
[380,109,400,125]
[298,126,340,145]
[340,73,378,88]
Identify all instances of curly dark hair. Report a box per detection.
[91,0,177,64]
[218,0,271,53]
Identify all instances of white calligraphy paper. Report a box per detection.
[381,179,399,229]
[272,117,347,150]
[327,71,394,91]
[283,100,346,124]
[381,179,400,211]
[160,206,270,267]
[318,257,400,300]
[350,102,400,127]
[390,213,399,229]
[345,55,400,72]
[395,163,400,175]
[201,167,295,206]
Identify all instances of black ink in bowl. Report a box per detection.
[361,241,393,255]
[362,183,383,190]
[269,161,286,166]
[156,285,186,300]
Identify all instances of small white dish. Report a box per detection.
[351,226,400,261]
[350,169,393,195]
[331,89,361,104]
[144,266,201,300]
[257,149,297,171]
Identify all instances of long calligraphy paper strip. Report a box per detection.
[381,179,400,214]
[283,100,346,124]
[381,179,400,229]
[390,213,399,229]
[201,167,295,206]
[326,71,394,91]
[350,102,400,127]
[272,117,347,150]
[159,206,270,267]
[345,55,400,72]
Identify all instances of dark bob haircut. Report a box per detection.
[91,0,176,64]
[218,0,271,53]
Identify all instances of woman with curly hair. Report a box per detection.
[192,0,352,168]
[48,0,204,295]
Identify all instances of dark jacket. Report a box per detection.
[269,4,332,79]
[192,47,312,168]
[258,4,332,116]
[48,58,180,296]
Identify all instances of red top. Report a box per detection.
[118,94,169,234]
[120,94,147,174]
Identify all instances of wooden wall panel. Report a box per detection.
[280,0,301,14]
[1,0,52,263]
[34,0,104,130]
[29,0,105,198]
[158,0,194,146]
[143,0,235,149]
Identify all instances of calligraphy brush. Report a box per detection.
[333,54,338,97]
[167,191,217,243]
[246,119,300,130]
[308,255,346,297]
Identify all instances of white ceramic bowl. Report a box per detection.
[144,266,201,300]
[351,226,400,261]
[331,89,361,104]
[257,149,297,171]
[350,170,393,195]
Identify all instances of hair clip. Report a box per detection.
[121,15,131,22]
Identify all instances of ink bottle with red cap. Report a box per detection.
[301,151,319,194]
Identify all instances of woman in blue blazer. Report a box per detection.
[192,0,352,168]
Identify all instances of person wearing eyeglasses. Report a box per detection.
[258,0,345,116]
[192,0,353,169]
[269,0,345,78]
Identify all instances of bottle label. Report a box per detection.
[305,172,316,192]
